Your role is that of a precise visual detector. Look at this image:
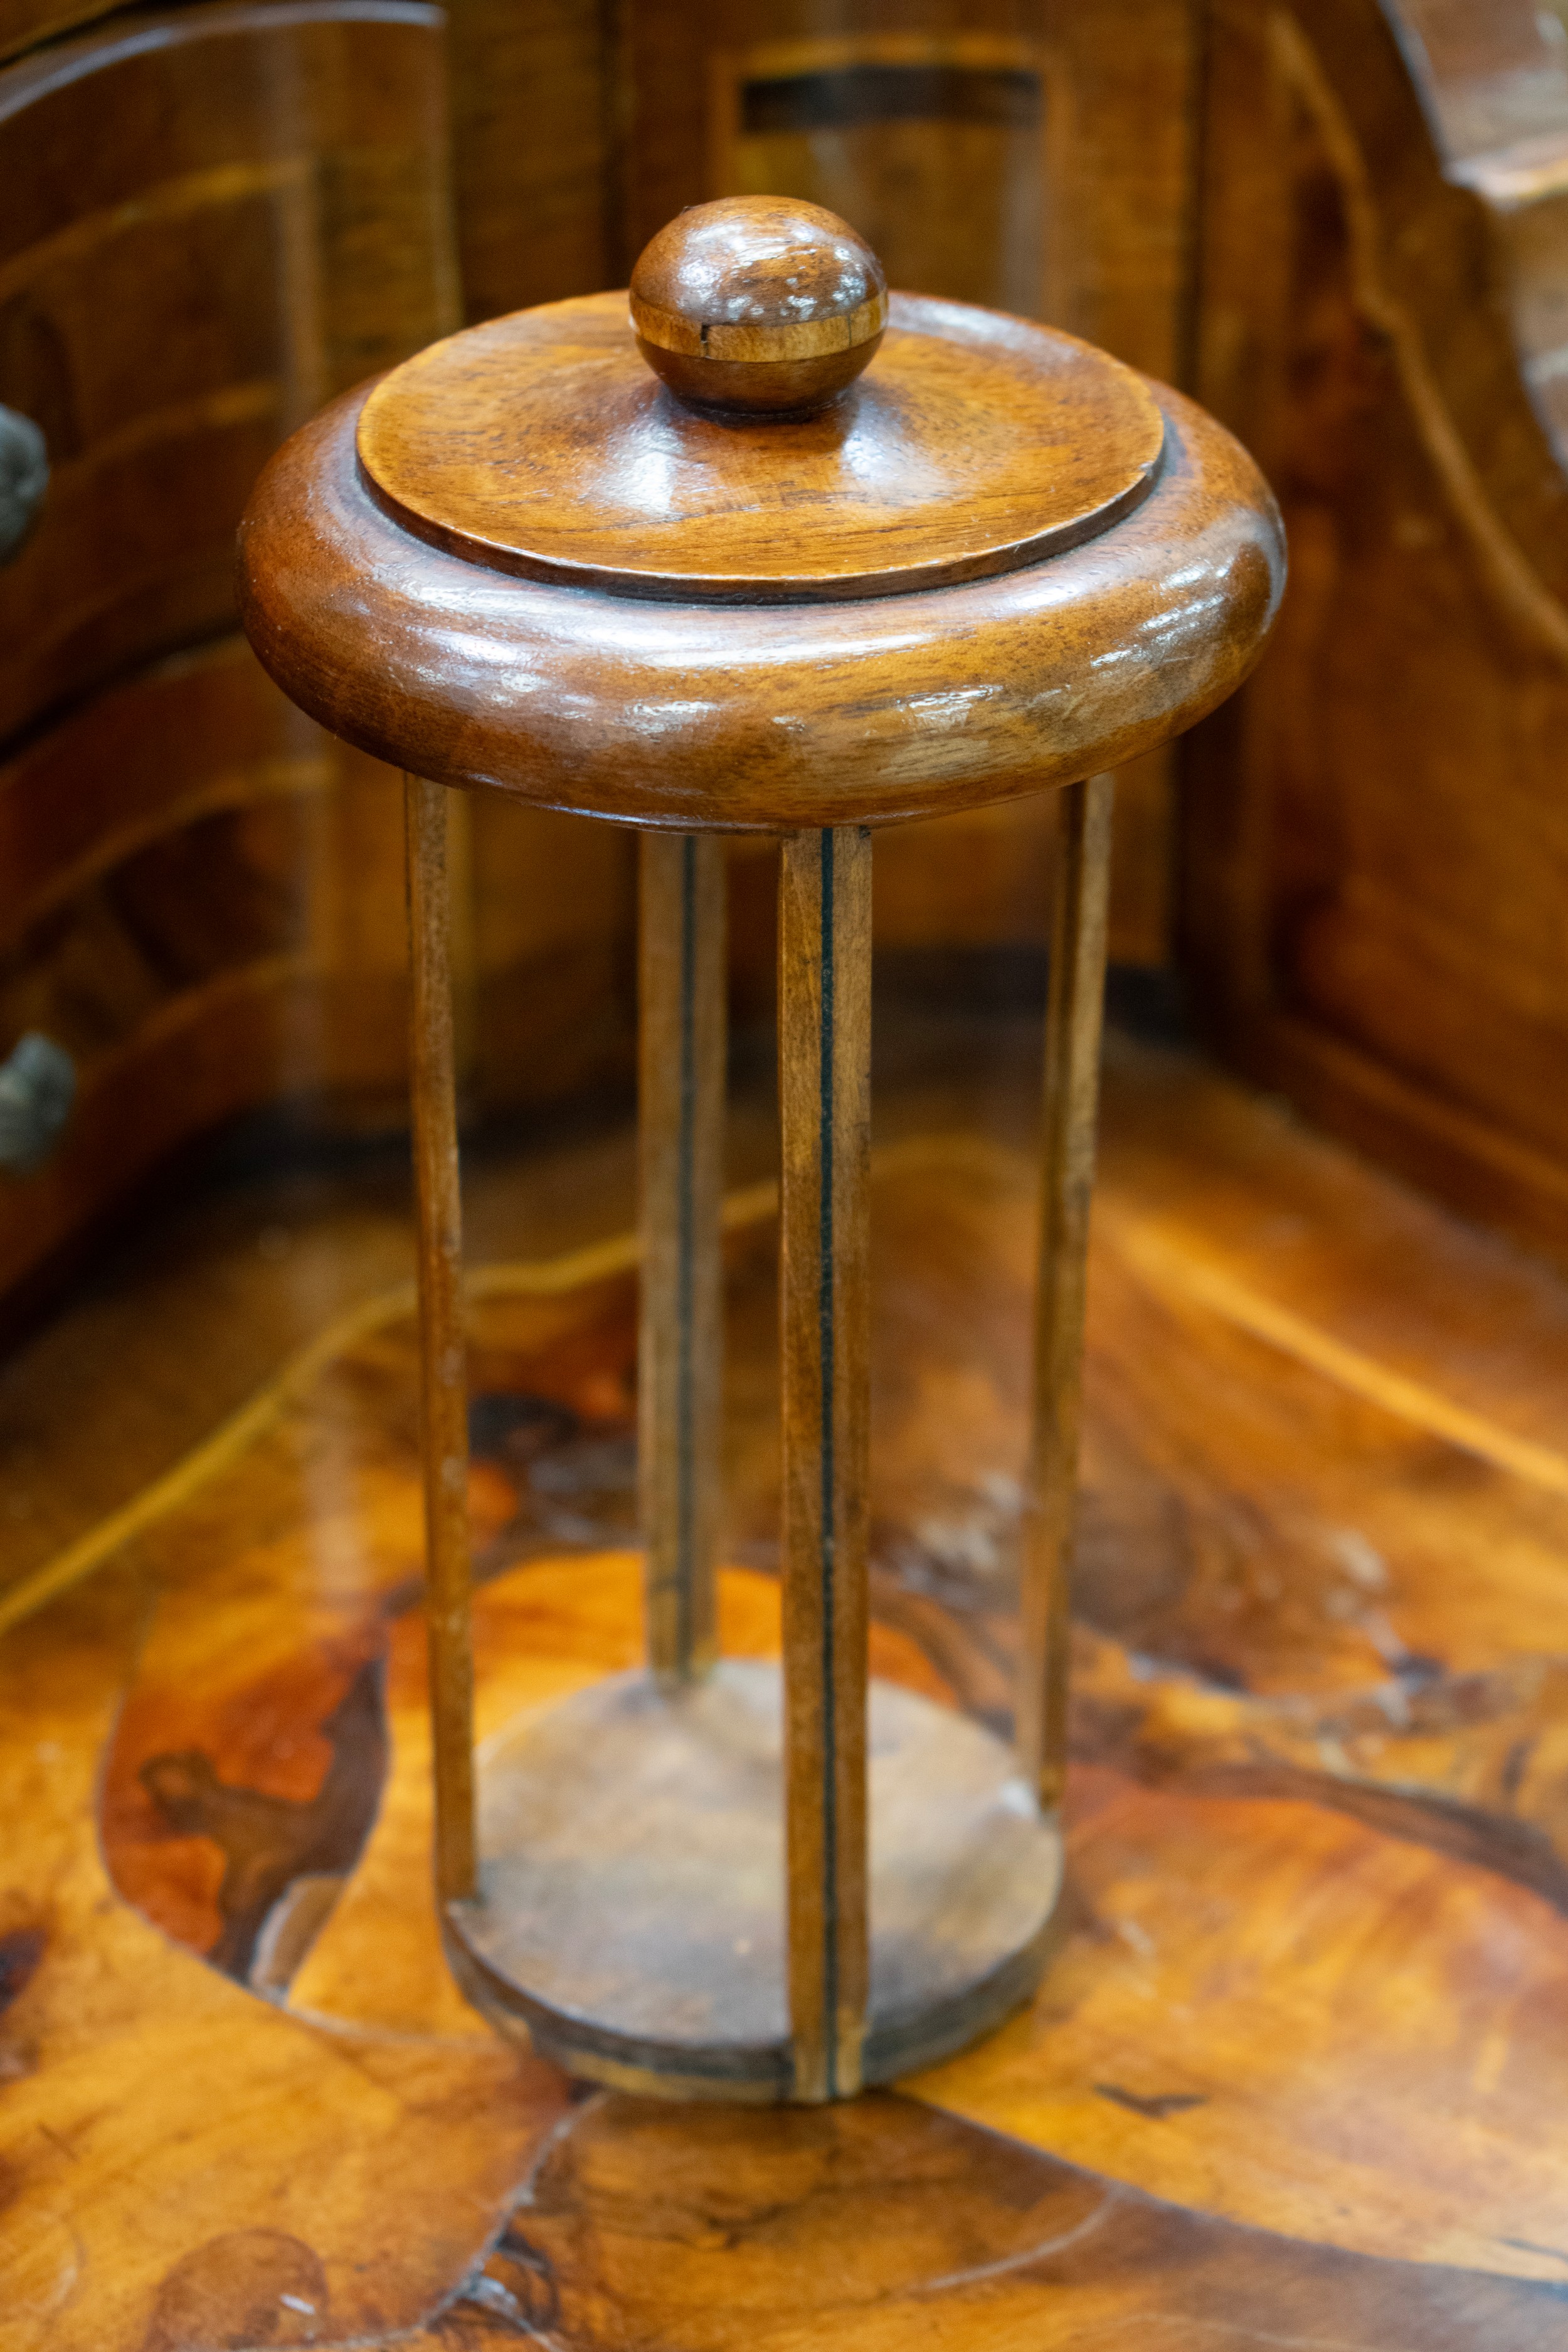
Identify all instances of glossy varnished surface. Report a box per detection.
[628,195,887,417]
[6,1030,1568,2338]
[244,374,1281,830]
[1187,0,1568,1265]
[0,0,467,1310]
[356,294,1163,601]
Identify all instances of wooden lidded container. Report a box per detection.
[238,197,1284,2103]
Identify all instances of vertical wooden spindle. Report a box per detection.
[405,771,477,1904]
[1019,773,1115,1811]
[778,825,872,2101]
[639,832,726,1683]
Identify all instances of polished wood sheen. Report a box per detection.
[405,774,477,1905]
[438,0,1209,970]
[354,293,1165,603]
[1019,773,1115,1807]
[638,832,725,1684]
[8,1044,1568,2338]
[240,201,1283,2103]
[241,372,1280,832]
[1185,0,1568,1264]
[628,194,887,416]
[778,828,873,2100]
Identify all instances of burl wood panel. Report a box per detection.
[6,1048,1568,2339]
[1185,0,1568,1264]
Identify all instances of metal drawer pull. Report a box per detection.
[0,1033,76,1171]
[0,405,48,566]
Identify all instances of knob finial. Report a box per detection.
[630,197,887,420]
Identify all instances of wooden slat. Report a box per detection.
[405,770,476,1904]
[638,831,726,1683]
[778,825,872,2101]
[1019,773,1114,1808]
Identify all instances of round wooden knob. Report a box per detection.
[629,197,888,420]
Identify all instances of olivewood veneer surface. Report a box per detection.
[4,1023,1568,2344]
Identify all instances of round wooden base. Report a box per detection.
[443,1661,1062,2102]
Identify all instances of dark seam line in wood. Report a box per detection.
[675,832,697,1672]
[817,824,839,2099]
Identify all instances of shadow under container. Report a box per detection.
[237,196,1284,2104]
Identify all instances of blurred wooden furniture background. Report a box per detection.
[6,0,1568,1300]
[440,0,1568,1260]
[1187,0,1568,1263]
[0,0,635,1308]
[440,0,1194,1004]
[0,0,456,1303]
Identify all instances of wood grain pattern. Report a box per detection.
[443,2085,1568,2350]
[442,0,615,326]
[1184,0,1568,1264]
[638,833,725,1683]
[628,194,887,416]
[405,774,476,1904]
[1019,773,1114,1807]
[0,0,458,744]
[778,829,872,2101]
[615,0,1204,967]
[443,1648,1057,2101]
[241,369,1281,832]
[354,291,1165,603]
[0,0,467,1310]
[9,1043,1568,2334]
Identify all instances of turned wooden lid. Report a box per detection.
[354,202,1165,605]
[238,199,1286,832]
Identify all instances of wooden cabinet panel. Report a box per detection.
[0,0,459,739]
[1185,0,1568,1259]
[0,3,461,1300]
[0,0,113,66]
[445,0,615,320]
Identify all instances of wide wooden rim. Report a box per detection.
[238,375,1284,832]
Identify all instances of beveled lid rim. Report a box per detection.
[354,425,1168,608]
[238,373,1287,835]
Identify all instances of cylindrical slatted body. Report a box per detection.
[240,195,1284,2103]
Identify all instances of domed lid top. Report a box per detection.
[354,201,1167,608]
